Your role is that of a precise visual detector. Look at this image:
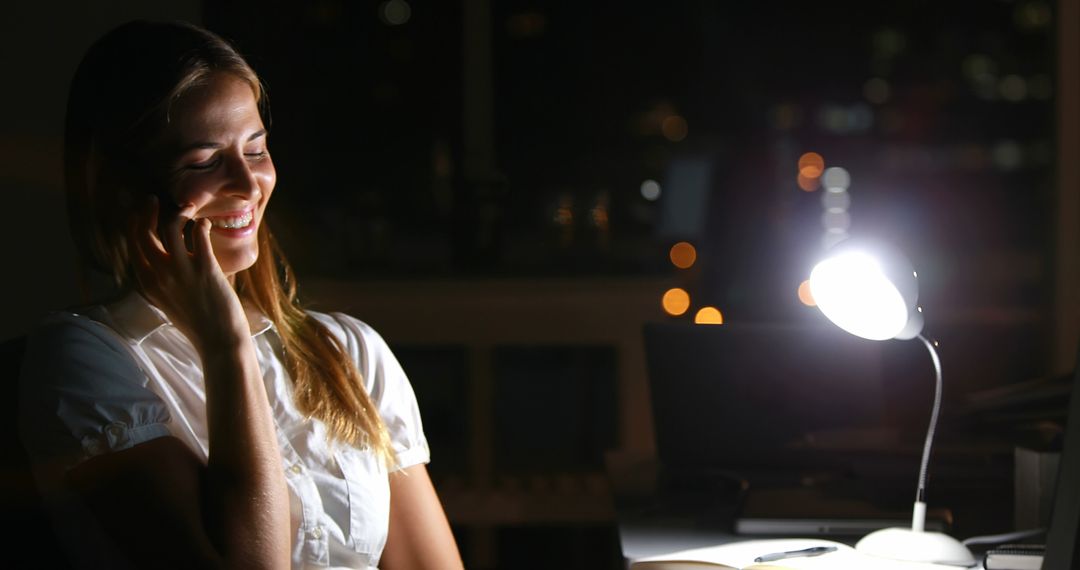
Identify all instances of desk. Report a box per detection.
[618,516,743,561]
[606,452,1003,569]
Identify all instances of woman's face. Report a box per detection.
[158,72,275,277]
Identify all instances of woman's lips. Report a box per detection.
[206,208,256,238]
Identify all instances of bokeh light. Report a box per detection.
[1014,1,1052,30]
[694,307,724,325]
[963,54,997,81]
[822,166,850,190]
[770,104,802,130]
[378,0,412,25]
[669,241,697,269]
[872,29,907,58]
[798,152,824,177]
[506,12,547,38]
[822,188,850,211]
[798,280,816,306]
[640,179,661,201]
[999,74,1027,102]
[992,140,1023,171]
[797,172,821,192]
[863,78,891,104]
[662,288,691,316]
[661,115,689,142]
[553,194,574,226]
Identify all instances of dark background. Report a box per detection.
[1,1,1067,568]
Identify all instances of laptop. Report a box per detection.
[1041,341,1080,568]
[643,322,942,536]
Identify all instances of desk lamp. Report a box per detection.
[808,241,976,566]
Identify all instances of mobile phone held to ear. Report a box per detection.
[153,189,195,253]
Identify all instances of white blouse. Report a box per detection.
[19,292,430,569]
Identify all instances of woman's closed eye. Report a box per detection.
[187,157,221,171]
[184,150,267,171]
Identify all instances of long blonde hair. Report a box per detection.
[64,20,394,463]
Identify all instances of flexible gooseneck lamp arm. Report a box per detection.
[913,333,942,533]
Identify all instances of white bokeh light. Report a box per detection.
[640,179,661,201]
[822,188,851,211]
[822,166,850,190]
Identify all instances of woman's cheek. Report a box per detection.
[256,161,277,200]
[169,181,215,209]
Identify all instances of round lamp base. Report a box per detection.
[855,527,975,566]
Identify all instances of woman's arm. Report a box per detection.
[66,339,289,569]
[67,203,290,568]
[380,464,463,570]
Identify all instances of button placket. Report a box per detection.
[271,414,328,564]
[258,334,330,565]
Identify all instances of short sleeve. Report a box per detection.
[311,312,430,471]
[18,312,171,474]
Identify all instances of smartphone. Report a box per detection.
[153,189,195,253]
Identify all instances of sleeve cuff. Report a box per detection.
[80,421,171,458]
[391,443,431,473]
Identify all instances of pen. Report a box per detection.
[753,546,838,563]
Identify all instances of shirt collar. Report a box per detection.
[107,291,275,345]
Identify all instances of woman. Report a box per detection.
[18,20,462,569]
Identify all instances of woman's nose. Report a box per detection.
[223,152,262,200]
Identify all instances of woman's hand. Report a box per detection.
[112,195,291,569]
[129,195,250,355]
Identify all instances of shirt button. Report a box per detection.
[289,463,303,474]
[309,526,323,540]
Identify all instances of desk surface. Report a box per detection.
[619,517,742,561]
[607,453,1004,569]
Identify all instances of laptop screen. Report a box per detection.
[1042,344,1080,568]
[644,322,928,478]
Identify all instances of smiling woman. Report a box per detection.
[19,20,462,570]
[159,72,274,276]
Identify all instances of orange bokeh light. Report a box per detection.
[797,173,821,191]
[669,241,697,269]
[797,280,816,306]
[662,288,691,316]
[661,115,689,142]
[798,152,825,175]
[694,306,724,324]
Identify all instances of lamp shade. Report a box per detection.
[808,241,923,341]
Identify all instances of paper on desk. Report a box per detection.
[629,538,972,570]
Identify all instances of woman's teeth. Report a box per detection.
[210,210,253,229]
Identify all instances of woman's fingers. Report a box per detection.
[191,218,218,269]
[162,203,196,259]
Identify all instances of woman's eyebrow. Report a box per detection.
[179,129,268,152]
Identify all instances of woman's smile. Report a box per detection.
[206,208,256,236]
[161,72,276,275]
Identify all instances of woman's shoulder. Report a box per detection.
[306,310,387,351]
[305,310,405,387]
[22,305,144,389]
[28,307,126,354]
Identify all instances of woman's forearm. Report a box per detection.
[201,337,290,569]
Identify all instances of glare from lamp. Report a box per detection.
[808,251,908,340]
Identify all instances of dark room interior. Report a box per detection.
[2,1,1078,568]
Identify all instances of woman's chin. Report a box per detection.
[215,247,260,277]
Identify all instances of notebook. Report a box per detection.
[629,538,961,569]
